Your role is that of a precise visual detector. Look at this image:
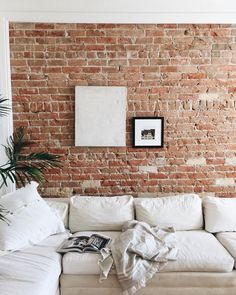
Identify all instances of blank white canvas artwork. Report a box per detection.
[75,86,127,146]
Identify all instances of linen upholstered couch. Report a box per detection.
[1,182,236,295]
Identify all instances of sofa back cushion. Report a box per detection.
[69,195,134,232]
[0,182,65,251]
[203,196,236,233]
[45,198,69,228]
[134,194,203,230]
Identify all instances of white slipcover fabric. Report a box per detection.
[46,199,69,228]
[216,232,236,268]
[63,231,120,275]
[60,272,236,295]
[0,232,69,295]
[0,182,65,251]
[134,194,203,230]
[162,230,234,272]
[203,196,236,233]
[62,230,234,275]
[69,196,134,232]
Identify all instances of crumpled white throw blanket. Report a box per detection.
[98,220,178,295]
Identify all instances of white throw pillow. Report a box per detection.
[134,194,203,230]
[46,199,69,228]
[203,196,236,233]
[69,195,134,232]
[0,182,65,251]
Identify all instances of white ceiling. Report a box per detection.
[1,0,236,13]
[1,0,236,23]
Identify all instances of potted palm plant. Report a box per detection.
[0,126,61,188]
[0,96,61,222]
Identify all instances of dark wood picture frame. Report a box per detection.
[133,117,164,148]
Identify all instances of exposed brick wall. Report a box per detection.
[9,23,236,197]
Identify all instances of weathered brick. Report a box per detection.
[186,158,207,166]
[225,157,236,165]
[215,178,235,187]
[138,166,158,173]
[81,180,101,189]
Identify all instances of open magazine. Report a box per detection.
[57,234,111,254]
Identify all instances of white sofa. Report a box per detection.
[1,190,236,295]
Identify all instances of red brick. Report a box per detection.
[9,23,236,197]
[11,73,29,80]
[25,30,45,37]
[35,23,55,30]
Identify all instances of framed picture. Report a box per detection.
[133,117,164,148]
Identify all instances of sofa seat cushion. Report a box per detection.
[216,232,236,268]
[63,231,120,275]
[162,230,234,273]
[62,230,234,275]
[0,232,69,295]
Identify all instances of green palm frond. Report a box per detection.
[18,152,61,168]
[5,127,29,159]
[0,96,10,117]
[0,127,61,188]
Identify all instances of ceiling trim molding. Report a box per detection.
[1,11,236,24]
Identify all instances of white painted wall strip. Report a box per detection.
[0,16,14,195]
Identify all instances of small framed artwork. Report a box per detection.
[133,117,164,148]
